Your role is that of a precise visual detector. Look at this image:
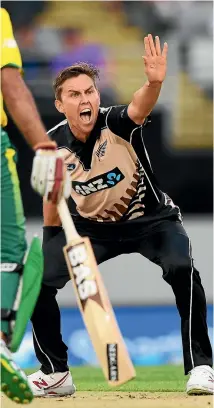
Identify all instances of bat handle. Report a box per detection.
[57,198,80,241]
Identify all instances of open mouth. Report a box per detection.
[80,108,92,123]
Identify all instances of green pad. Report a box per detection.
[1,345,33,404]
[10,237,43,353]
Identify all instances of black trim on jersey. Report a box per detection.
[48,106,162,219]
[48,113,105,170]
[130,127,163,212]
[107,105,151,142]
[48,106,151,151]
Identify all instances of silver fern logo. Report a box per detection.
[67,163,76,171]
[96,140,107,158]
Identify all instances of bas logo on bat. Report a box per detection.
[72,167,125,196]
[67,243,97,300]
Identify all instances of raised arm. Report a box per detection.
[128,34,168,125]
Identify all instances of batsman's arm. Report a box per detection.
[1,67,51,149]
[43,199,62,227]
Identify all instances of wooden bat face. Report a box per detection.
[65,240,98,301]
[63,237,136,386]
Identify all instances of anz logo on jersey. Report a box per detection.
[72,167,124,196]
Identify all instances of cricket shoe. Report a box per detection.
[187,365,214,395]
[0,339,33,404]
[28,369,76,397]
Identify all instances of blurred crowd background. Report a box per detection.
[2,0,213,368]
[2,0,212,217]
[2,0,212,303]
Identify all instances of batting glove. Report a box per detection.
[31,141,71,204]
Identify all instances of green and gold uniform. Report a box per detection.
[1,7,27,267]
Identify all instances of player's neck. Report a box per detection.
[68,123,90,143]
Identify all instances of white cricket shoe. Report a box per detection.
[28,369,76,397]
[187,365,214,395]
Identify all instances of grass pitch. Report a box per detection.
[2,365,213,408]
[56,365,186,392]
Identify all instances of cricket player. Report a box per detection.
[28,35,213,396]
[1,8,70,404]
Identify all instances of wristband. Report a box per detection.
[33,141,57,151]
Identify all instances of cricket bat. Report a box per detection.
[57,197,136,386]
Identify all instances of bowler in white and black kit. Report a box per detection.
[28,35,213,397]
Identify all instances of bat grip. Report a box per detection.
[57,198,80,241]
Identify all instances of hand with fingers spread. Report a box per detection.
[31,142,71,204]
[143,34,168,85]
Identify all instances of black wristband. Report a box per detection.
[43,226,63,243]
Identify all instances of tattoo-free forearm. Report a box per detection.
[128,80,162,124]
[1,67,50,149]
[43,200,62,227]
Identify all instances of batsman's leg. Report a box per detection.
[1,129,43,403]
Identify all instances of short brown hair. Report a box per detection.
[53,62,100,100]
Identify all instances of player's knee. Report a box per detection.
[162,254,193,284]
[165,252,192,270]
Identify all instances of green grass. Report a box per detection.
[26,365,186,392]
